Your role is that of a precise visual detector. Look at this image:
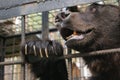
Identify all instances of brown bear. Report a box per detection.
[55,3,120,80]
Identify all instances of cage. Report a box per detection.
[0,0,120,80]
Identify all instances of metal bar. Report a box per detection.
[21,16,26,45]
[67,48,72,80]
[59,48,120,60]
[118,0,120,6]
[0,38,5,80]
[0,0,101,20]
[0,48,120,66]
[0,0,38,10]
[11,38,16,80]
[6,28,57,39]
[0,0,36,9]
[0,60,23,65]
[42,11,49,40]
[21,15,26,80]
[80,58,84,80]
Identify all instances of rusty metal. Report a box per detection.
[0,0,101,20]
[59,48,120,60]
[21,15,26,80]
[67,49,72,80]
[42,11,49,40]
[0,48,119,66]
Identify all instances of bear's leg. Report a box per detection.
[21,40,68,80]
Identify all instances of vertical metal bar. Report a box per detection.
[11,59,14,80]
[21,16,26,45]
[118,0,120,6]
[21,15,26,80]
[42,11,49,40]
[0,38,5,80]
[11,38,16,80]
[80,58,85,80]
[67,48,72,80]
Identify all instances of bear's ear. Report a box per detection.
[66,6,79,12]
[87,3,101,13]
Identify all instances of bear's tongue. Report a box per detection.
[66,31,85,40]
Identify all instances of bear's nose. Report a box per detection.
[66,12,80,20]
[62,12,80,25]
[55,12,70,22]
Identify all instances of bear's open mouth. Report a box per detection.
[60,28,93,41]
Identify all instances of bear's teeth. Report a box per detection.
[70,34,84,40]
[66,35,73,40]
[66,34,84,40]
[73,31,77,35]
[66,31,77,40]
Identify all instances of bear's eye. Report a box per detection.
[74,29,93,34]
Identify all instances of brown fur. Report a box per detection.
[55,3,120,80]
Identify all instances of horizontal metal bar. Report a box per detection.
[0,60,23,65]
[6,28,57,39]
[0,0,101,20]
[0,0,36,9]
[59,48,120,60]
[0,48,120,65]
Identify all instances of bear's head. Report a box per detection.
[55,3,120,53]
